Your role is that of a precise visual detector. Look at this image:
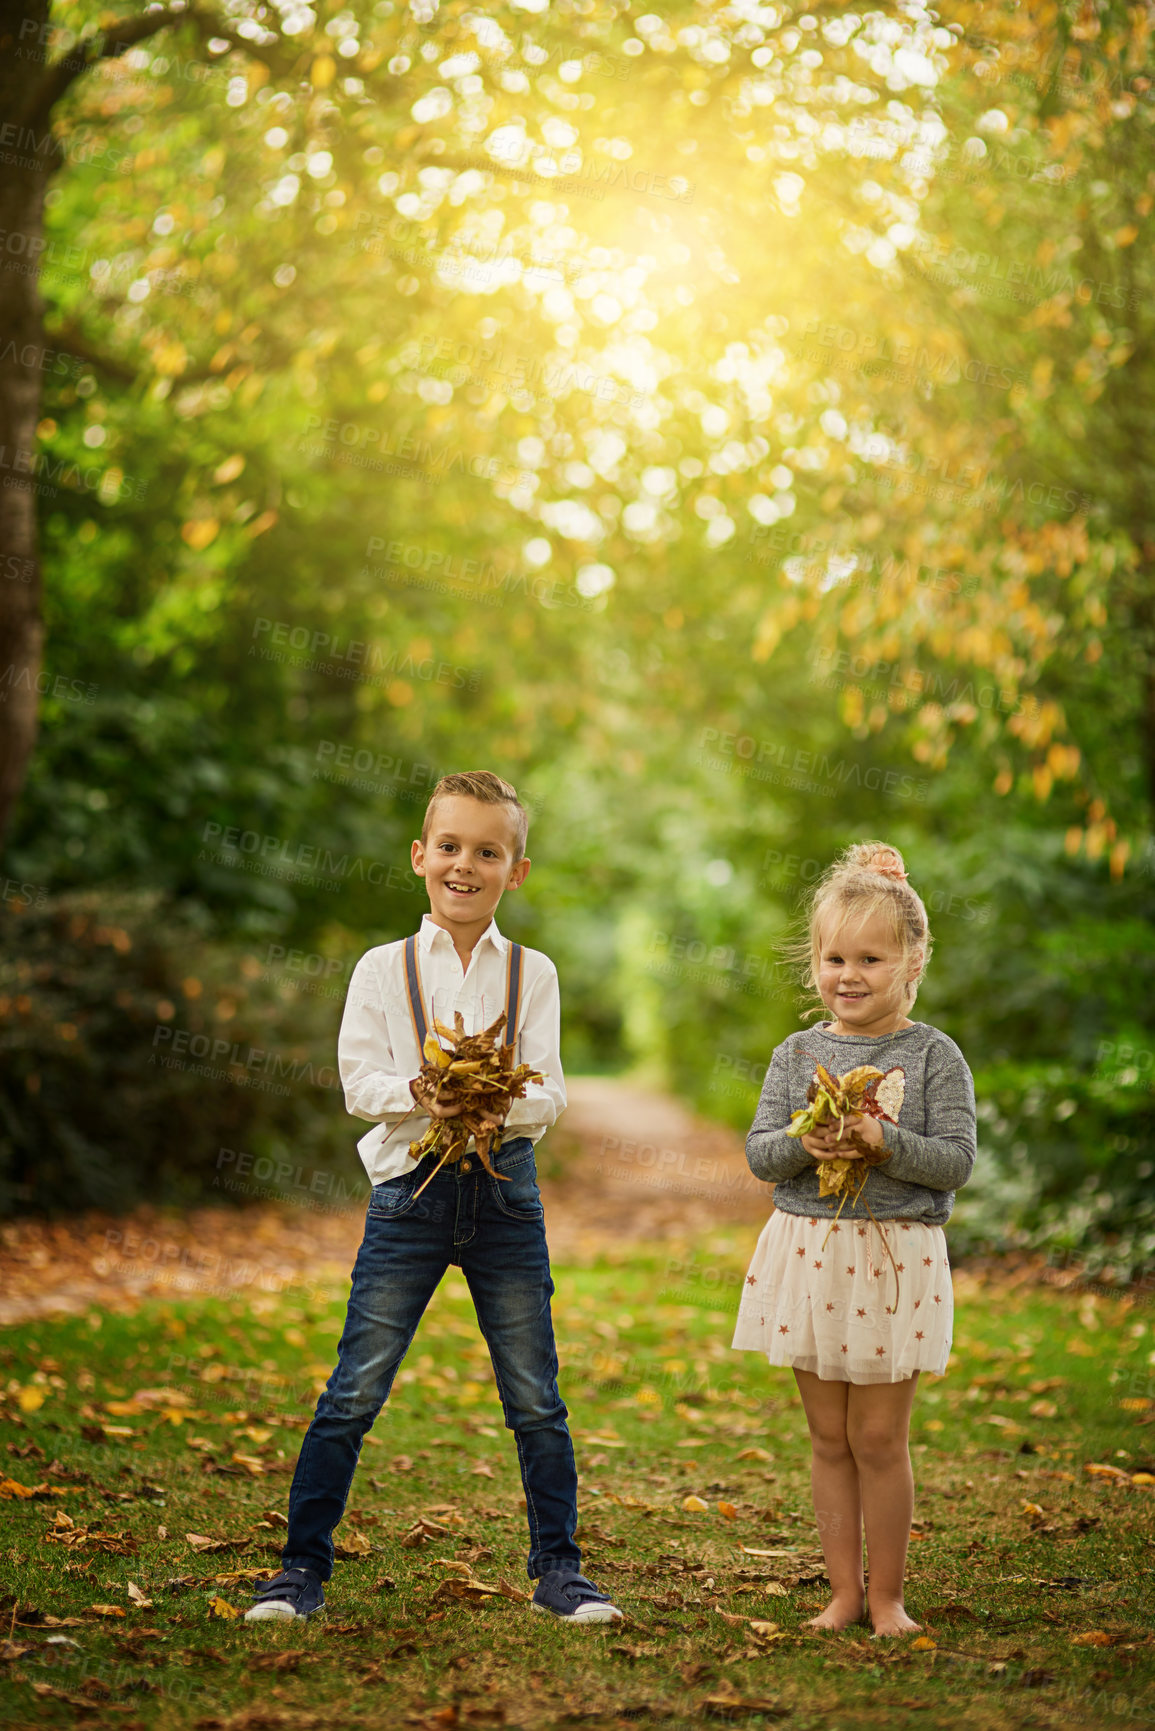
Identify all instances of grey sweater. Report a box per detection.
[745,1021,976,1226]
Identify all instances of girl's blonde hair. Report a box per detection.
[788,840,933,1020]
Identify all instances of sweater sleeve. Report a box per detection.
[745,1044,815,1183]
[876,1037,976,1191]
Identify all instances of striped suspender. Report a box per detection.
[402,934,524,1054]
[403,934,428,1051]
[504,941,524,1057]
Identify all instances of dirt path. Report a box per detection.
[0,1079,772,1326]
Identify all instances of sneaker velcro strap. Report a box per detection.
[560,1574,607,1603]
[252,1570,314,1601]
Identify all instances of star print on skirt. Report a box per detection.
[731,1209,953,1384]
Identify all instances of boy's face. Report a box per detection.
[411,795,529,939]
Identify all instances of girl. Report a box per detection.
[732,841,976,1637]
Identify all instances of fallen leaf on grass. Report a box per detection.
[401,1518,452,1548]
[924,1604,979,1624]
[431,1577,504,1606]
[186,1532,245,1555]
[127,1582,154,1609]
[207,1596,242,1620]
[0,1639,37,1661]
[735,1447,774,1462]
[44,1512,138,1555]
[404,1707,509,1729]
[1016,1668,1057,1688]
[574,1523,623,1546]
[194,1714,326,1729]
[0,1476,63,1500]
[717,1502,738,1521]
[1070,1630,1120,1647]
[683,1495,709,1513]
[230,1454,266,1478]
[250,1651,316,1672]
[702,1690,790,1719]
[84,1604,127,1619]
[470,1462,495,1478]
[30,1682,109,1711]
[332,1528,373,1560]
[1084,1462,1132,1482]
[910,1636,936,1650]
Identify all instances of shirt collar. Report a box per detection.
[419,912,506,954]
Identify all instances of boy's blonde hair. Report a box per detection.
[788,840,932,1019]
[421,771,529,861]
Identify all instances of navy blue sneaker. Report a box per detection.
[243,1568,325,1622]
[532,1568,623,1624]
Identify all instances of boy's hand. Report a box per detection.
[409,1076,505,1134]
[409,1075,464,1119]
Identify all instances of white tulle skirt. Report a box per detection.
[731,1209,954,1384]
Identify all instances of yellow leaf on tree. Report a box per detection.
[181,519,219,551]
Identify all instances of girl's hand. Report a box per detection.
[801,1113,884,1158]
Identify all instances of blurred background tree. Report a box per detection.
[1,0,1151,1277]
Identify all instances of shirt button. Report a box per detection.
[461,1160,472,1172]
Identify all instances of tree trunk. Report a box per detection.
[0,0,51,849]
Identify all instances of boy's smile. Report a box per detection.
[412,794,530,964]
[817,911,920,1039]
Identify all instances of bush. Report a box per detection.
[0,890,356,1215]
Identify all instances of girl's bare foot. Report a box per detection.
[803,1590,866,1632]
[868,1598,922,1637]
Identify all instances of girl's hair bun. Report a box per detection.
[849,841,909,883]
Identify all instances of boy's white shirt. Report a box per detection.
[339,912,567,1184]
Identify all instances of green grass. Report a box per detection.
[1,1231,1153,1730]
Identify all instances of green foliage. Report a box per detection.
[0,891,354,1214]
[2,3,1153,1255]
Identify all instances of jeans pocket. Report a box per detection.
[490,1142,544,1221]
[368,1170,419,1218]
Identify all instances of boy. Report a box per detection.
[246,772,621,1624]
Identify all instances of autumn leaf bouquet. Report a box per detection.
[402,1010,543,1197]
[786,1060,906,1293]
[786,1061,903,1200]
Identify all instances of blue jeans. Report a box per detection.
[282,1136,581,1582]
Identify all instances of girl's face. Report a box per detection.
[816,910,919,1038]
